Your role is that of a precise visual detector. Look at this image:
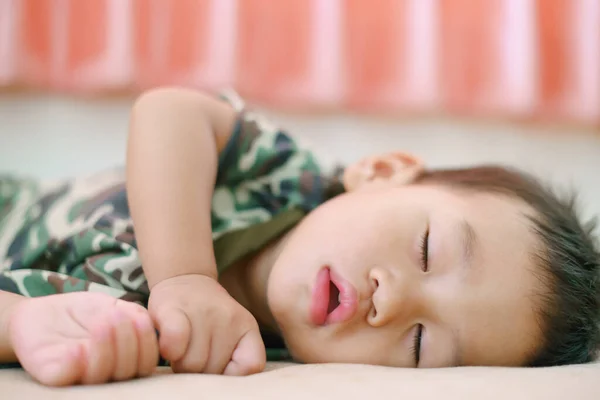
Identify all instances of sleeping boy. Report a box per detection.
[0,87,598,386]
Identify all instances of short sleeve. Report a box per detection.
[210,91,345,242]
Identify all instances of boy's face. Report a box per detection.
[266,154,545,368]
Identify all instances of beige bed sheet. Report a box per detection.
[2,361,599,400]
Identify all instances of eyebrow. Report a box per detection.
[460,220,477,268]
[461,219,477,273]
[450,220,478,367]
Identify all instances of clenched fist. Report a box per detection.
[9,292,159,386]
[148,274,266,376]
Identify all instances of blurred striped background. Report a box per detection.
[0,0,598,126]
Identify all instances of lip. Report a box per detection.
[309,267,358,326]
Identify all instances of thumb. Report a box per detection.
[223,327,266,376]
[151,307,191,363]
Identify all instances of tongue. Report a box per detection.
[327,280,340,315]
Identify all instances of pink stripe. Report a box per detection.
[191,0,238,88]
[571,0,600,122]
[499,0,537,115]
[405,0,439,108]
[310,0,343,104]
[71,0,133,89]
[50,0,69,86]
[0,0,18,84]
[148,0,170,77]
[103,0,134,86]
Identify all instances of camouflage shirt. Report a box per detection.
[0,92,345,362]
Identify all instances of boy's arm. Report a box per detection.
[0,291,26,363]
[127,88,266,375]
[126,87,236,288]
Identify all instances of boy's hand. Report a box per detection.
[148,274,266,376]
[9,292,159,386]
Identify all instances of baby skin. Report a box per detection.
[6,292,159,385]
[3,274,264,386]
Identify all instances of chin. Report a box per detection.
[279,337,321,364]
[267,289,297,337]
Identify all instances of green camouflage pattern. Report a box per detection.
[0,91,345,309]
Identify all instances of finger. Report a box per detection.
[152,307,191,363]
[135,316,159,377]
[202,328,237,375]
[117,302,159,377]
[170,319,210,373]
[110,310,139,381]
[223,327,266,376]
[81,316,116,385]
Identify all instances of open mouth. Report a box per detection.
[310,267,358,326]
[327,280,341,315]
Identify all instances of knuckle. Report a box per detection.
[231,302,250,319]
[241,314,259,330]
[223,307,236,322]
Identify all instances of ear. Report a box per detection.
[343,152,424,192]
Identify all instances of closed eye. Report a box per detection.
[420,228,429,271]
[411,324,423,366]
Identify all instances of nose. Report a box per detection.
[367,267,419,327]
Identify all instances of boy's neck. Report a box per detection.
[219,231,292,334]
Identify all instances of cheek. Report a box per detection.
[284,327,400,365]
[266,264,305,325]
[295,195,406,259]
